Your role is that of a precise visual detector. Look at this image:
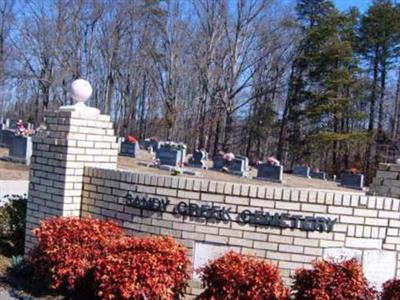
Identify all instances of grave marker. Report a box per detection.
[293,166,311,178]
[212,155,226,170]
[341,172,364,190]
[120,141,140,158]
[310,170,327,180]
[188,150,207,168]
[0,130,14,148]
[229,158,246,176]
[156,144,186,167]
[9,135,32,165]
[256,163,283,183]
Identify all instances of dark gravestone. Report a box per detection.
[156,147,184,166]
[293,166,311,178]
[256,164,283,183]
[235,155,249,171]
[310,171,327,180]
[229,158,247,176]
[0,130,14,148]
[9,135,32,165]
[8,120,19,130]
[212,155,226,170]
[143,139,161,151]
[341,173,364,190]
[120,141,140,158]
[189,150,207,168]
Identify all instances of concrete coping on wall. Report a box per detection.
[84,167,397,209]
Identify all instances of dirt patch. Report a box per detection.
[0,147,363,193]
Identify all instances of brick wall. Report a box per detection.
[82,167,400,298]
[25,109,118,253]
[370,163,400,198]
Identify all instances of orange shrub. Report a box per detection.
[197,251,290,300]
[382,279,400,300]
[29,216,123,291]
[94,236,191,300]
[29,217,191,299]
[292,258,377,300]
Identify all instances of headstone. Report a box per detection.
[235,155,249,171]
[229,158,247,176]
[9,120,18,130]
[9,135,32,165]
[293,166,311,178]
[142,139,161,151]
[27,123,34,130]
[341,172,364,190]
[117,137,123,152]
[0,130,14,148]
[310,170,327,180]
[120,141,140,158]
[212,155,226,170]
[363,250,396,290]
[188,150,207,169]
[156,146,185,166]
[256,163,283,183]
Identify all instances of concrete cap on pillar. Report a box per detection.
[60,78,100,114]
[71,79,93,104]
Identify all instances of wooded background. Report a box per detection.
[1,0,400,182]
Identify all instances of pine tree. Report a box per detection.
[359,0,400,178]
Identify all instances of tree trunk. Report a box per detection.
[223,111,233,152]
[392,68,400,139]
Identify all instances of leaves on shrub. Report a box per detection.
[94,236,190,300]
[291,258,377,300]
[197,251,290,300]
[382,279,400,300]
[29,217,124,291]
[29,217,190,299]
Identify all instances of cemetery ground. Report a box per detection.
[0,146,364,193]
[0,148,29,181]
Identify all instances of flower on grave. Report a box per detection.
[349,168,359,175]
[128,136,138,143]
[223,153,235,161]
[267,156,280,166]
[163,142,186,150]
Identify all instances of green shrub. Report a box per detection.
[0,194,27,253]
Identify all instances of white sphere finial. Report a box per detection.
[70,79,92,104]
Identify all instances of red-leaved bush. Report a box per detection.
[292,258,377,300]
[197,251,290,300]
[382,279,400,300]
[29,216,123,291]
[94,236,190,300]
[29,217,191,299]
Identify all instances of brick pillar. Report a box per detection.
[24,107,118,253]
